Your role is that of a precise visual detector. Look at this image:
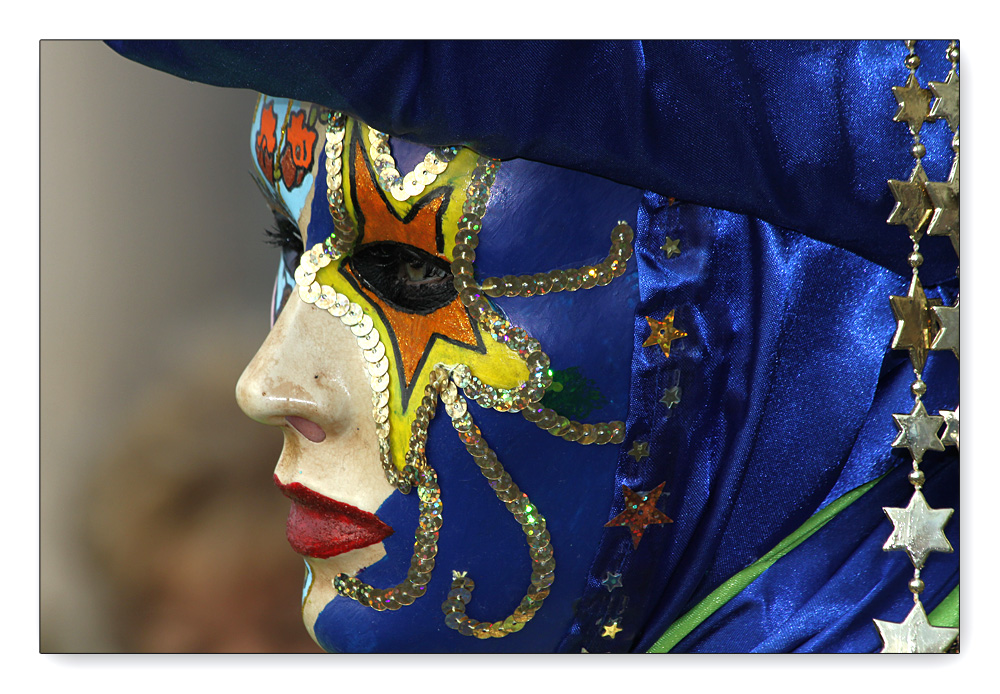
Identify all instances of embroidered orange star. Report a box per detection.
[347,140,480,390]
[642,310,687,358]
[605,483,673,549]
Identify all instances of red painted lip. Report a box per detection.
[274,475,394,559]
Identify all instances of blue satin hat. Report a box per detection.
[110,41,959,652]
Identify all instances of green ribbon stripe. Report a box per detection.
[649,474,888,653]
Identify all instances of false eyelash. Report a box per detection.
[263,215,303,253]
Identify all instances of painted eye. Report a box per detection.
[348,241,456,314]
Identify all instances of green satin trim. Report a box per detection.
[647,473,886,653]
[929,585,959,627]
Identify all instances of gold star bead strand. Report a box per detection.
[930,301,959,360]
[939,406,959,449]
[925,45,961,545]
[889,274,940,375]
[924,154,959,257]
[874,602,959,654]
[928,42,960,133]
[883,489,953,569]
[875,41,959,654]
[887,163,933,242]
[926,43,960,262]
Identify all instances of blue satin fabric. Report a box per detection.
[108,40,960,652]
[107,40,957,284]
[565,195,958,653]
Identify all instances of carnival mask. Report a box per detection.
[236,96,647,652]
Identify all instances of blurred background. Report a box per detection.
[40,41,322,652]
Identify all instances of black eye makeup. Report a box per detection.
[264,214,303,323]
[264,214,304,274]
[347,241,457,315]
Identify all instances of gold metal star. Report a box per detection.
[660,236,681,258]
[925,157,959,257]
[887,163,933,241]
[892,73,934,135]
[659,386,682,408]
[605,483,673,548]
[883,489,953,568]
[940,406,959,449]
[627,440,650,462]
[931,301,959,360]
[891,400,945,464]
[889,274,941,374]
[643,310,687,358]
[602,621,623,639]
[874,601,958,653]
[929,70,960,132]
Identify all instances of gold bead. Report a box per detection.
[453,243,476,262]
[533,273,552,295]
[518,274,536,297]
[502,274,519,296]
[481,277,503,298]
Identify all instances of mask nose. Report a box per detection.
[236,294,362,440]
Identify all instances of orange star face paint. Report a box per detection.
[345,140,481,390]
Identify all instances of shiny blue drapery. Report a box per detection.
[109,40,959,652]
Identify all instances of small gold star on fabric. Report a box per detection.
[931,301,959,360]
[929,70,960,132]
[660,386,682,408]
[890,274,941,373]
[940,406,959,449]
[660,236,681,258]
[605,483,673,549]
[643,310,687,358]
[602,622,623,639]
[874,602,958,653]
[892,73,934,135]
[891,400,945,463]
[887,163,933,241]
[883,489,953,568]
[627,440,650,462]
[925,157,959,256]
[601,571,623,592]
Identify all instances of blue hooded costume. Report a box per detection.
[108,40,959,653]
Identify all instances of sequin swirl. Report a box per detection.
[367,124,461,202]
